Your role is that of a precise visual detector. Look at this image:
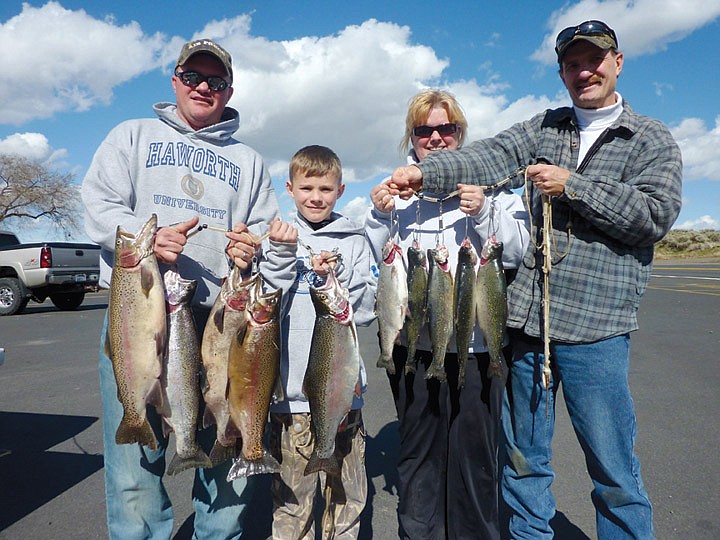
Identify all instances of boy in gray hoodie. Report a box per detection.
[81,39,296,539]
[269,145,377,539]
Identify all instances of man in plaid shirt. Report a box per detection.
[388,20,682,540]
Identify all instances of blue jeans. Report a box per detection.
[99,313,255,540]
[501,333,653,539]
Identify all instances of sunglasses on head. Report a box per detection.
[555,20,617,52]
[175,70,230,92]
[412,123,458,138]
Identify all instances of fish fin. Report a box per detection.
[209,440,237,466]
[115,416,158,450]
[226,451,280,480]
[212,306,225,332]
[167,447,213,476]
[202,407,217,429]
[146,379,164,411]
[140,265,155,298]
[272,376,285,404]
[304,452,341,477]
[103,328,112,358]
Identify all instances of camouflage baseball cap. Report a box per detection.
[176,38,233,84]
[555,20,618,64]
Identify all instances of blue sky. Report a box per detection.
[1,0,719,241]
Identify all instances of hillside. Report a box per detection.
[655,229,720,260]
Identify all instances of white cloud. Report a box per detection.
[0,1,168,124]
[532,0,720,65]
[675,215,720,230]
[0,132,67,165]
[338,196,370,224]
[671,116,720,181]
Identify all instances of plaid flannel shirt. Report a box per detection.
[417,102,682,343]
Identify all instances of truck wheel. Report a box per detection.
[0,278,28,316]
[50,292,86,311]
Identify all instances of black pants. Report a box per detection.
[387,346,506,540]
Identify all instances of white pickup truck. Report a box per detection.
[0,230,100,315]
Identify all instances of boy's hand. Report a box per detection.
[311,251,338,277]
[268,218,298,244]
[154,216,199,264]
[370,181,395,214]
[226,223,258,270]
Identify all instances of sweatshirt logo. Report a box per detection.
[181,174,204,199]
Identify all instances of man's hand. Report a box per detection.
[527,163,570,197]
[388,165,423,199]
[154,216,199,264]
[226,223,259,270]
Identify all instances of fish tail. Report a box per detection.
[405,347,417,375]
[209,439,237,466]
[425,355,447,382]
[166,447,213,476]
[115,416,157,450]
[304,452,341,477]
[487,353,505,379]
[226,451,280,481]
[376,353,396,375]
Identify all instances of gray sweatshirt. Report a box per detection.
[81,102,295,315]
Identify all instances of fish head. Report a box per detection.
[407,244,427,269]
[458,238,478,266]
[310,268,352,323]
[249,287,282,324]
[382,239,402,265]
[163,268,197,307]
[224,271,260,312]
[114,214,157,268]
[428,245,451,272]
[480,235,504,265]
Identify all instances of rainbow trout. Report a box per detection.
[454,238,478,388]
[375,239,407,374]
[426,245,454,382]
[226,285,283,479]
[161,268,212,475]
[475,236,507,378]
[200,269,260,465]
[304,268,361,476]
[107,214,165,450]
[404,242,428,374]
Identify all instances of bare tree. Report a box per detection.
[0,154,81,234]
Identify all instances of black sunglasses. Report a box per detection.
[175,70,230,92]
[555,20,617,53]
[412,123,458,138]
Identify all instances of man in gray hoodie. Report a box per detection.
[82,38,296,540]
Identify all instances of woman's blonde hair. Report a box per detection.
[399,89,468,156]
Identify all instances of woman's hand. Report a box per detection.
[370,181,395,213]
[457,183,486,216]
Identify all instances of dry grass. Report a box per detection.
[655,229,720,260]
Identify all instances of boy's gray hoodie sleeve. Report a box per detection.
[344,235,378,328]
